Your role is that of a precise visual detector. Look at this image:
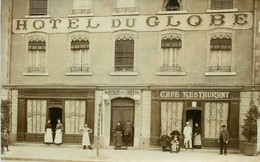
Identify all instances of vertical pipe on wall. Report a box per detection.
[252,0,257,90]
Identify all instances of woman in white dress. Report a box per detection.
[54,119,63,145]
[44,119,53,144]
[80,123,93,150]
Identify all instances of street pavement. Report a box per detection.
[1,145,260,162]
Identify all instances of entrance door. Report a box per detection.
[185,110,202,129]
[49,107,62,132]
[110,98,135,146]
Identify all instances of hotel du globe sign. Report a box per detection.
[1,0,260,151]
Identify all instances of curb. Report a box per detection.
[2,157,111,162]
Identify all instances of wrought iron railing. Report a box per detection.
[166,6,180,11]
[114,65,134,72]
[114,7,136,13]
[209,66,231,72]
[71,9,91,15]
[158,65,182,72]
[69,65,89,72]
[28,67,45,73]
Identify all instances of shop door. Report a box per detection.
[110,98,135,146]
[49,107,62,133]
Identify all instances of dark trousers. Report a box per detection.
[124,134,131,146]
[162,146,166,151]
[220,141,227,155]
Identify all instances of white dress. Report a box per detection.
[82,127,91,146]
[44,128,53,143]
[54,123,63,144]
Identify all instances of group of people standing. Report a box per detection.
[161,122,229,155]
[44,119,93,150]
[114,120,133,148]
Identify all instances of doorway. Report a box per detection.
[110,98,135,146]
[49,107,62,132]
[185,110,202,129]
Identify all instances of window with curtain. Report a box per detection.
[204,102,229,138]
[163,0,182,11]
[65,100,86,134]
[28,40,46,73]
[209,35,232,72]
[160,34,182,72]
[211,0,233,10]
[115,0,136,13]
[69,39,89,72]
[161,102,183,135]
[29,0,48,15]
[27,100,47,133]
[114,37,134,72]
[72,0,92,14]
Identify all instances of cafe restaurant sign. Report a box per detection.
[13,12,252,34]
[160,91,230,99]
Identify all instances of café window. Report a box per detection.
[69,36,90,73]
[29,0,48,15]
[114,35,135,72]
[28,38,46,73]
[211,0,233,10]
[163,0,183,11]
[114,0,136,13]
[209,33,232,72]
[71,0,93,15]
[159,34,182,72]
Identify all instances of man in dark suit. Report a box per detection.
[218,125,229,155]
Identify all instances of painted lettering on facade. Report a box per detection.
[159,91,230,99]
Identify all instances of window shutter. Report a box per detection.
[28,41,46,50]
[211,0,233,10]
[210,38,232,50]
[71,40,89,50]
[30,0,48,15]
[161,39,182,48]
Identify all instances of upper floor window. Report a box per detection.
[211,0,233,10]
[114,35,134,72]
[209,33,232,72]
[164,0,181,11]
[114,0,136,13]
[69,36,90,73]
[71,0,92,15]
[28,38,46,73]
[159,34,183,72]
[29,0,48,15]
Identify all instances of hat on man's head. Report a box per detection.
[222,125,226,128]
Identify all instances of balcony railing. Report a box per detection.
[115,7,136,13]
[158,65,182,72]
[114,65,134,72]
[69,65,89,72]
[166,6,180,11]
[71,9,91,15]
[28,67,45,73]
[209,66,231,72]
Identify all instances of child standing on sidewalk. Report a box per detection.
[1,129,10,153]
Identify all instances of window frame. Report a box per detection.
[68,0,94,17]
[205,29,236,76]
[157,0,187,15]
[66,31,93,76]
[206,0,238,13]
[110,31,138,76]
[23,33,49,76]
[156,30,186,76]
[25,0,51,18]
[112,0,139,16]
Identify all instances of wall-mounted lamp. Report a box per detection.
[103,92,110,106]
[133,93,141,104]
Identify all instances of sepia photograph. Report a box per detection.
[1,0,260,161]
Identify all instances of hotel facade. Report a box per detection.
[1,0,260,150]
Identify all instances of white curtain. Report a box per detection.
[27,100,47,133]
[161,102,183,135]
[29,50,45,68]
[73,0,92,9]
[210,50,231,67]
[116,0,135,8]
[162,48,181,66]
[221,50,231,66]
[204,102,229,138]
[71,49,88,68]
[209,50,219,67]
[65,100,86,134]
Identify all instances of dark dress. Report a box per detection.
[161,134,170,151]
[114,125,123,147]
[1,132,9,147]
[193,126,202,149]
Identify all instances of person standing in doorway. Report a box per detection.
[80,123,93,150]
[114,121,123,148]
[218,125,229,155]
[123,120,133,147]
[54,118,63,145]
[183,121,193,150]
[44,119,53,144]
[193,123,202,149]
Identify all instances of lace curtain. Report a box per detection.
[161,102,183,135]
[65,100,86,134]
[204,102,229,138]
[27,100,47,133]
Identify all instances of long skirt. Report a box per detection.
[44,128,53,143]
[54,129,62,144]
[193,134,202,148]
[1,138,8,147]
[114,131,123,147]
[82,132,90,146]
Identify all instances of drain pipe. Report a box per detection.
[252,0,257,92]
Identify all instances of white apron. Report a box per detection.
[44,128,53,143]
[82,132,90,146]
[54,129,62,144]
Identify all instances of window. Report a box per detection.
[71,0,92,15]
[28,39,46,73]
[115,0,136,13]
[29,0,48,15]
[209,33,232,72]
[211,0,233,10]
[159,34,182,72]
[69,37,90,73]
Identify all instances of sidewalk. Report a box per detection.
[1,145,259,162]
